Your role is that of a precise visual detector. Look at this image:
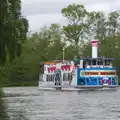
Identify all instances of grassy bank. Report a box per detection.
[1,81,38,87]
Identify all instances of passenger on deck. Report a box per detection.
[73,55,79,67]
[72,55,79,77]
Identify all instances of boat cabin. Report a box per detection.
[80,57,113,69]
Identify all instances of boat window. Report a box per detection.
[105,60,110,66]
[92,59,96,65]
[83,61,86,68]
[98,60,103,65]
[47,74,54,81]
[40,62,44,74]
[88,60,91,65]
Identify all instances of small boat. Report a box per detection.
[38,39,119,91]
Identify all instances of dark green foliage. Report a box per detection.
[0,0,28,64]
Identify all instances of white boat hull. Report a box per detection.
[38,83,119,91]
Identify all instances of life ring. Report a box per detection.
[108,79,111,85]
[101,79,104,85]
[101,78,111,85]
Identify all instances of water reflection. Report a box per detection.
[0,98,9,120]
[0,98,28,120]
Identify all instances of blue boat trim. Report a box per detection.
[76,67,117,86]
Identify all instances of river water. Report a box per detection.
[1,87,120,120]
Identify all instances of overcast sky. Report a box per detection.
[21,0,120,32]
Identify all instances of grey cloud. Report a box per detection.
[22,2,63,15]
[21,0,120,32]
[109,1,120,12]
[22,1,73,16]
[22,0,117,16]
[27,14,65,31]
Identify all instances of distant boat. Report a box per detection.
[38,39,119,91]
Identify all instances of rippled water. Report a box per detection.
[2,87,120,120]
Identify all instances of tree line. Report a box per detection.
[0,3,120,86]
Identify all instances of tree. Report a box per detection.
[0,0,28,64]
[33,24,64,60]
[107,11,120,36]
[61,4,101,48]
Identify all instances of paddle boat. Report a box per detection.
[38,39,119,91]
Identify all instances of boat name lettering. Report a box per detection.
[85,72,98,75]
[100,72,116,75]
[84,71,116,75]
